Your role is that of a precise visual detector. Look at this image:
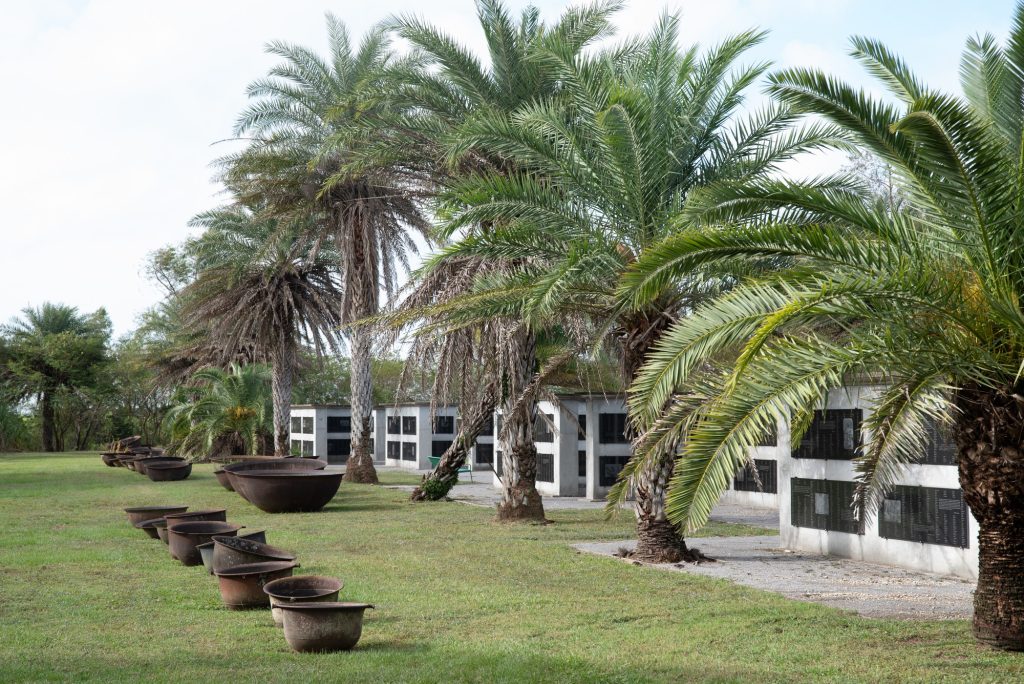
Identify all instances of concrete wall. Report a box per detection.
[779,386,979,579]
[287,406,352,463]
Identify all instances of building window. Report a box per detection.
[598,413,629,444]
[386,441,400,460]
[733,460,778,493]
[481,415,494,435]
[877,485,970,547]
[290,417,301,434]
[496,450,503,476]
[791,410,862,460]
[433,416,455,434]
[578,450,587,477]
[387,416,401,434]
[757,428,777,447]
[327,416,351,433]
[533,413,555,443]
[577,414,587,441]
[790,478,861,534]
[475,442,493,465]
[537,452,554,483]
[599,455,630,487]
[290,439,302,456]
[299,440,313,457]
[402,416,417,435]
[922,419,956,465]
[326,439,350,464]
[431,440,453,457]
[402,442,417,461]
[301,417,314,434]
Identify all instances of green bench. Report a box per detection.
[427,456,474,482]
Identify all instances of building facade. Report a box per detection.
[717,420,783,510]
[382,403,460,471]
[778,385,978,579]
[288,404,353,465]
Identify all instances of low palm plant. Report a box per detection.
[623,2,1024,649]
[164,364,272,457]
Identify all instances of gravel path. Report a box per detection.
[573,536,974,620]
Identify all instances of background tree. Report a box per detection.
[181,205,344,455]
[224,16,430,481]
[1,304,110,451]
[624,3,1024,649]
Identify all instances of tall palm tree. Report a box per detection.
[623,2,1024,649]
[164,363,272,457]
[369,0,623,519]
[223,16,429,482]
[428,17,836,557]
[180,205,344,455]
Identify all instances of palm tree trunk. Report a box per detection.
[270,341,294,456]
[411,379,498,502]
[496,329,545,522]
[344,328,378,483]
[622,313,693,563]
[955,384,1024,650]
[40,390,56,452]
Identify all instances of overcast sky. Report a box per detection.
[0,0,1014,337]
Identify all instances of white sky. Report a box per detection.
[0,0,1014,336]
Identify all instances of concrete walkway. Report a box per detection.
[573,536,974,620]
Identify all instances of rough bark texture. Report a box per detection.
[954,383,1024,651]
[620,310,689,562]
[270,341,294,456]
[344,328,378,484]
[495,328,545,523]
[411,380,498,502]
[41,390,56,453]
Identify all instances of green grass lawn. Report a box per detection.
[0,453,1020,683]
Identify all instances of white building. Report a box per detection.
[288,404,352,464]
[382,403,460,470]
[779,385,977,579]
[717,421,783,509]
[492,394,632,500]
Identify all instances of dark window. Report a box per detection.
[386,441,400,460]
[537,452,554,482]
[299,440,313,457]
[368,438,374,454]
[599,455,630,487]
[496,414,503,436]
[386,416,401,435]
[402,416,417,435]
[475,442,493,465]
[578,450,587,477]
[402,442,417,461]
[878,485,970,547]
[290,439,302,456]
[757,428,777,447]
[577,414,587,441]
[792,410,861,460]
[290,417,301,434]
[733,459,778,493]
[326,439,350,464]
[301,417,314,434]
[496,450,503,476]
[598,413,629,444]
[533,413,554,443]
[433,416,455,434]
[922,419,956,466]
[327,416,351,434]
[480,415,494,435]
[790,478,862,534]
[432,440,453,457]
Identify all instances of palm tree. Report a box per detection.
[223,16,430,482]
[180,205,344,455]
[428,17,836,557]
[371,0,622,519]
[1,304,110,451]
[164,363,272,457]
[623,2,1024,649]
